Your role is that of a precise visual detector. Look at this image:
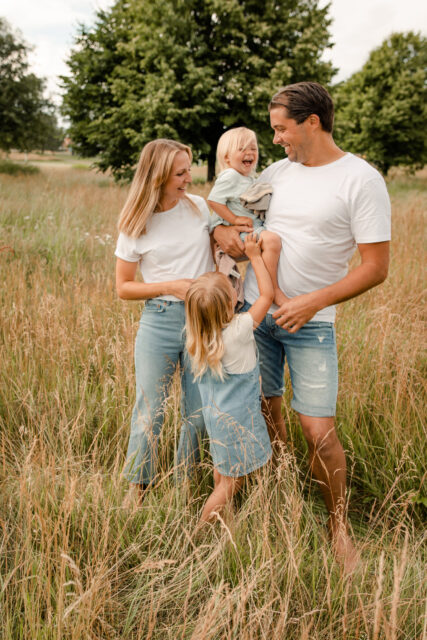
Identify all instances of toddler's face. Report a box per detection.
[226,143,258,176]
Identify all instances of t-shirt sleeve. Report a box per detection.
[207,171,238,205]
[231,312,254,342]
[193,196,217,233]
[114,232,141,262]
[351,177,391,243]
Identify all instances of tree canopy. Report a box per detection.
[333,31,427,175]
[61,0,335,180]
[0,18,63,153]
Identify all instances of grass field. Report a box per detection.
[0,161,425,639]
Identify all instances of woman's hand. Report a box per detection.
[169,278,194,300]
[244,233,262,260]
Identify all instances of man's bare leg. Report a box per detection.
[262,396,287,445]
[298,413,358,572]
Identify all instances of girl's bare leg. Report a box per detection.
[199,472,244,523]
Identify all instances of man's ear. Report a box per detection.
[307,114,321,130]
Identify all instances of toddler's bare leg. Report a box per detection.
[199,472,244,524]
[259,231,287,306]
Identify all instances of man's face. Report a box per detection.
[270,106,313,164]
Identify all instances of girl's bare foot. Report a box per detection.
[122,483,148,510]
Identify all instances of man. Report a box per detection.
[214,82,391,571]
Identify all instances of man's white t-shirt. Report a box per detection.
[115,194,215,301]
[244,153,391,322]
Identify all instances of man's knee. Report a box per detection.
[298,414,338,451]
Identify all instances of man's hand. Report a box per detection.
[272,241,390,332]
[213,225,246,259]
[272,291,321,333]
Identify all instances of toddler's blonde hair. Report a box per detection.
[118,138,198,238]
[216,127,258,174]
[185,272,234,380]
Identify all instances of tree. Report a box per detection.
[61,0,335,180]
[333,32,427,175]
[0,18,63,153]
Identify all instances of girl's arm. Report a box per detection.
[244,234,274,327]
[207,200,254,230]
[116,258,193,301]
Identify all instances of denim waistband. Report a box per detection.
[145,298,184,306]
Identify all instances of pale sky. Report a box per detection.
[1,0,426,106]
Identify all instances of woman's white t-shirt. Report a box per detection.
[115,194,215,301]
[222,312,256,374]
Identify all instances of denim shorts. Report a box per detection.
[241,302,338,417]
[239,217,265,241]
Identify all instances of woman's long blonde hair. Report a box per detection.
[185,272,234,380]
[216,127,258,174]
[118,138,197,237]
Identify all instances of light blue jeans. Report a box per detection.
[123,298,206,485]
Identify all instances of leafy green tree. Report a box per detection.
[333,32,427,175]
[61,0,335,180]
[0,17,62,153]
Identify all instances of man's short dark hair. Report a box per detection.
[269,82,334,132]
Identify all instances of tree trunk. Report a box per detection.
[207,146,216,182]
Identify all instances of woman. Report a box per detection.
[115,139,215,504]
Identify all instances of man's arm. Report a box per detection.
[213,224,246,258]
[273,241,390,332]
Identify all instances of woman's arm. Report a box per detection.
[116,258,193,301]
[244,235,274,327]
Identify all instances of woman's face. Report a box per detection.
[161,151,192,208]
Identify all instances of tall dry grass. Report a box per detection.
[0,166,425,639]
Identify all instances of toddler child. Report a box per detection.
[207,127,286,306]
[185,233,273,525]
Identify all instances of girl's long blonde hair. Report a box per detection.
[216,127,258,174]
[185,272,234,380]
[118,138,197,237]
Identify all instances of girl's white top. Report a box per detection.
[115,195,215,301]
[222,312,256,374]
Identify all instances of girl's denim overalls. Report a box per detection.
[197,361,272,478]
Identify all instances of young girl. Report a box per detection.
[185,233,274,524]
[207,127,286,307]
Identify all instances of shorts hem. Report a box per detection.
[213,451,272,478]
[291,399,336,418]
[262,387,285,398]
